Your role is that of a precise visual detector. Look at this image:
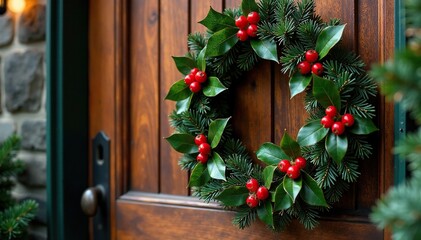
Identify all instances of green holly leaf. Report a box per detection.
[165,79,192,101]
[257,201,274,228]
[301,171,328,207]
[199,7,235,32]
[165,133,198,154]
[172,56,197,75]
[312,75,341,110]
[274,183,293,211]
[206,28,239,57]
[263,165,277,189]
[189,163,210,187]
[197,47,207,72]
[256,142,290,165]
[280,131,301,159]
[250,39,279,63]
[208,117,231,148]
[297,120,329,146]
[325,132,348,164]
[207,152,226,180]
[283,176,302,202]
[289,72,312,98]
[315,24,346,59]
[241,0,259,15]
[215,186,249,206]
[349,116,379,135]
[203,76,228,97]
[175,95,192,114]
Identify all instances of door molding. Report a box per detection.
[47,0,89,239]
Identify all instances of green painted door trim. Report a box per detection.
[47,0,89,239]
[394,0,406,185]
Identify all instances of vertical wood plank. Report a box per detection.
[225,0,241,9]
[160,0,190,195]
[191,0,223,33]
[130,0,160,192]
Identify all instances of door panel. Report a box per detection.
[89,0,395,239]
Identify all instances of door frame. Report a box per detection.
[46,0,89,239]
[46,0,406,239]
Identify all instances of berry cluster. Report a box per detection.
[184,68,208,93]
[320,106,355,135]
[245,178,269,208]
[235,12,260,41]
[297,50,324,76]
[195,134,211,163]
[277,156,307,180]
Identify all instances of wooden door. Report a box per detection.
[89,0,395,239]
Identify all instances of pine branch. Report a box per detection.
[0,200,38,240]
[232,206,257,229]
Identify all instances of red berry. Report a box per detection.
[298,61,311,75]
[195,71,207,83]
[190,68,199,76]
[277,160,291,173]
[331,121,345,135]
[247,11,260,24]
[189,82,202,93]
[184,74,195,85]
[235,15,249,30]
[325,106,337,118]
[196,153,208,164]
[287,165,301,179]
[312,62,324,76]
[246,195,258,208]
[246,178,259,193]
[237,29,249,41]
[341,113,355,127]
[295,156,307,169]
[256,186,269,200]
[321,115,334,128]
[194,134,207,146]
[305,50,319,63]
[198,143,211,155]
[247,24,258,38]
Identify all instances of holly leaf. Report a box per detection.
[203,76,228,97]
[280,131,301,159]
[175,95,192,114]
[207,152,226,180]
[301,171,328,207]
[197,47,207,72]
[241,0,259,15]
[257,201,274,228]
[283,176,302,202]
[325,132,348,164]
[263,165,277,189]
[274,183,293,211]
[199,7,235,32]
[208,117,231,148]
[172,56,197,75]
[250,39,279,63]
[165,133,198,154]
[297,120,329,146]
[315,24,346,59]
[189,163,210,187]
[289,72,312,98]
[256,142,290,165]
[215,186,249,206]
[206,28,239,57]
[349,116,379,135]
[312,75,341,110]
[165,79,191,101]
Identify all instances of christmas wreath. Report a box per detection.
[165,0,378,231]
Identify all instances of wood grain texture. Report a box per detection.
[116,192,382,240]
[159,0,190,195]
[191,0,223,33]
[130,0,160,193]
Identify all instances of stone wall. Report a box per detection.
[0,1,47,239]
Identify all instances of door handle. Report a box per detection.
[81,185,105,217]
